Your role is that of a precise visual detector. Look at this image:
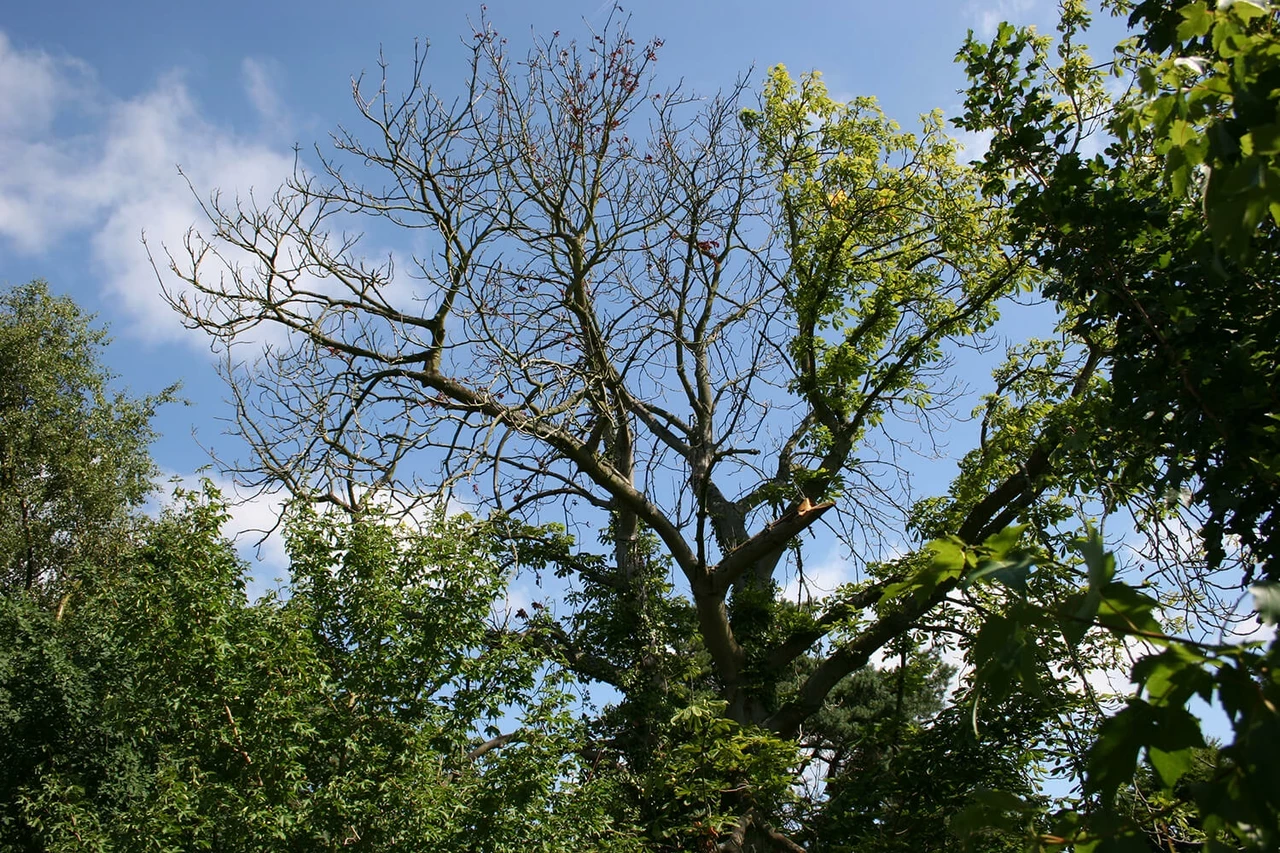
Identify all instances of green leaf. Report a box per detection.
[1227,0,1268,22]
[1150,704,1206,756]
[1251,581,1280,624]
[884,538,967,603]
[1094,834,1158,853]
[1096,582,1163,636]
[1137,65,1157,94]
[1060,592,1095,646]
[1176,2,1213,40]
[929,536,967,573]
[1149,745,1194,788]
[1168,119,1197,147]
[1133,646,1214,706]
[1077,528,1115,589]
[1087,703,1151,799]
[965,557,1032,594]
[982,524,1029,557]
[1168,147,1192,197]
[1244,123,1280,155]
[949,788,1036,840]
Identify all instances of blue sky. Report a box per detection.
[0,0,1083,574]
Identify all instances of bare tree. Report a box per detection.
[162,13,1095,849]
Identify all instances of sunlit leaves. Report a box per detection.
[1,486,635,851]
[748,66,1021,438]
[650,699,799,844]
[1251,581,1280,624]
[959,13,1280,842]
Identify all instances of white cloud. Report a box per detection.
[0,33,105,251]
[242,58,281,124]
[497,581,536,623]
[0,31,296,345]
[782,550,856,604]
[148,472,516,604]
[952,127,993,163]
[1227,601,1278,646]
[0,31,94,135]
[241,57,294,141]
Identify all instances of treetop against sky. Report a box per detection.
[0,0,1078,579]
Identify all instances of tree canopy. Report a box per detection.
[954,0,1280,847]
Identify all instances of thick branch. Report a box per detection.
[762,578,893,672]
[467,732,519,762]
[765,582,953,738]
[409,367,704,582]
[711,498,834,594]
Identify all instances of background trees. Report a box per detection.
[0,281,173,601]
[0,280,631,851]
[1,484,633,851]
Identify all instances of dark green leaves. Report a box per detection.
[1088,701,1205,798]
[1129,0,1280,257]
[962,525,1036,594]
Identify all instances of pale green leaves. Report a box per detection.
[749,66,1017,432]
[1251,580,1280,624]
[1176,2,1215,40]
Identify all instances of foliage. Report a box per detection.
[946,527,1279,851]
[3,3,1272,849]
[943,2,1280,845]
[957,0,1280,584]
[644,699,801,849]
[1114,745,1222,851]
[798,652,1053,852]
[1120,0,1280,256]
[0,280,174,600]
[0,486,636,851]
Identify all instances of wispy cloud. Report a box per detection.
[0,31,95,136]
[782,552,856,604]
[951,126,994,163]
[0,31,295,345]
[241,57,292,139]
